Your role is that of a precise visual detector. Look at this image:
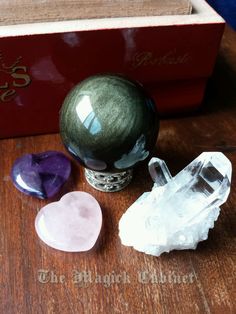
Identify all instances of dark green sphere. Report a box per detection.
[60,75,159,172]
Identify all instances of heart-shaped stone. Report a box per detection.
[11,151,71,199]
[35,191,102,252]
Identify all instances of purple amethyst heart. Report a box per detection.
[11,151,71,199]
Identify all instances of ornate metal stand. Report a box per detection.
[85,169,133,192]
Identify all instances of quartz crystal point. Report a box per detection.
[119,152,232,256]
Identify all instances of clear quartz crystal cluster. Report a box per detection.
[119,152,232,256]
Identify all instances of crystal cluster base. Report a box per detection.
[85,168,133,192]
[119,152,232,256]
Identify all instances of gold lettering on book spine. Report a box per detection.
[132,49,191,69]
[0,52,31,102]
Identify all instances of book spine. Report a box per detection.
[0,22,224,138]
[147,78,208,115]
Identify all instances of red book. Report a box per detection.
[0,0,224,138]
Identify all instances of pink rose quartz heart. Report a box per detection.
[35,191,102,252]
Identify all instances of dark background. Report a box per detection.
[207,0,236,30]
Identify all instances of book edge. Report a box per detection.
[0,0,224,38]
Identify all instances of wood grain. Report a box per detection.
[0,26,236,314]
[0,0,192,26]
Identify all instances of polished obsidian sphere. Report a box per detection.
[60,75,159,172]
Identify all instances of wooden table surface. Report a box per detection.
[0,27,236,314]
